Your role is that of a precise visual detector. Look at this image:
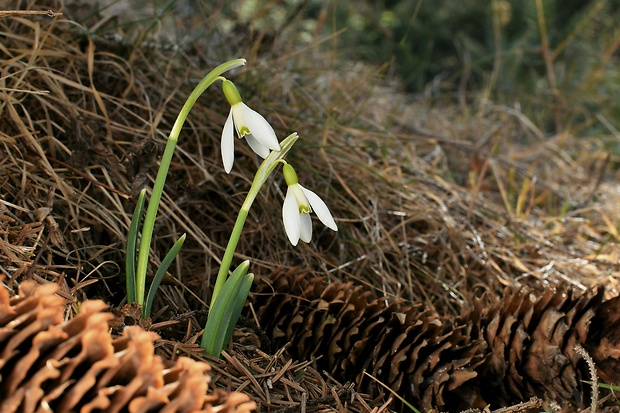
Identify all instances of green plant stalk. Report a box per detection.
[209,132,299,308]
[133,58,246,306]
[126,188,146,304]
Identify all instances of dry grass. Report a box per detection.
[1,0,619,411]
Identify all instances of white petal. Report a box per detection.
[299,212,312,243]
[244,134,271,158]
[240,103,280,151]
[282,188,300,246]
[221,111,235,173]
[231,104,247,137]
[300,185,337,231]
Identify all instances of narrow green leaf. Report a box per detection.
[126,189,146,304]
[201,261,251,356]
[583,380,620,391]
[143,233,186,319]
[222,271,253,348]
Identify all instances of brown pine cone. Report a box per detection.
[0,280,256,413]
[249,270,620,412]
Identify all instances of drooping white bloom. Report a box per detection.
[221,80,280,173]
[281,164,337,246]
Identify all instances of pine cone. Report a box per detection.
[468,287,613,408]
[587,293,620,385]
[250,270,620,411]
[0,280,256,413]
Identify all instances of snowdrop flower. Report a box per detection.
[282,164,337,246]
[221,80,280,173]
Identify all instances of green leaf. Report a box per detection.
[583,380,620,391]
[201,261,253,357]
[126,189,146,304]
[222,269,253,347]
[143,233,186,319]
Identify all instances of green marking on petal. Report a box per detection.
[231,104,250,137]
[291,184,311,214]
[238,125,251,136]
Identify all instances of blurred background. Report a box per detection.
[84,0,620,139]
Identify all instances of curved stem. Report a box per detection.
[134,58,246,306]
[209,132,299,308]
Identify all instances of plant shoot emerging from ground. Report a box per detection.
[125,58,337,357]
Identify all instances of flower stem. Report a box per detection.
[209,132,299,308]
[211,208,248,303]
[134,58,246,306]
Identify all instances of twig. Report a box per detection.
[272,383,354,413]
[459,397,544,413]
[0,10,61,18]
[491,397,543,413]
